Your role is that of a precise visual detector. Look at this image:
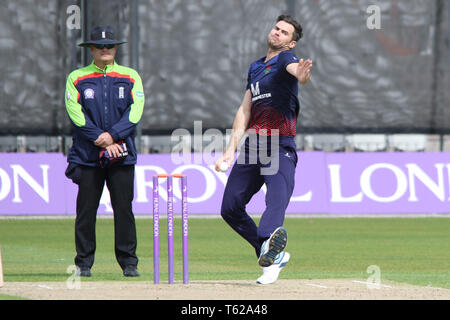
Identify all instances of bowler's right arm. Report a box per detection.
[214,89,252,171]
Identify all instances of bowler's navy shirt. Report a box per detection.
[246,50,300,137]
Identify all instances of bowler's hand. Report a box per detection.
[297,59,312,84]
[215,150,235,172]
[94,132,114,148]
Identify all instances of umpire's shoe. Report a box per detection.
[76,266,91,277]
[258,227,288,267]
[123,265,140,277]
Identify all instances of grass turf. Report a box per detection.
[0,217,449,289]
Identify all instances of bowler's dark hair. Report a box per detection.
[277,15,303,41]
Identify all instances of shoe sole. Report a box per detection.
[258,227,288,267]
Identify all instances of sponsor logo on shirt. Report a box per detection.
[251,81,272,102]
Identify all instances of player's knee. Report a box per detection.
[221,192,239,218]
[220,202,232,220]
[220,200,244,222]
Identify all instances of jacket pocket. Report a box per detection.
[76,137,101,164]
[112,81,131,113]
[78,81,102,123]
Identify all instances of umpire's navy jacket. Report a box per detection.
[65,61,145,167]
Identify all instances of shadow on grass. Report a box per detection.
[5,273,158,282]
[5,273,68,282]
[0,294,29,300]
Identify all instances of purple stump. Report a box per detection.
[167,175,175,284]
[181,175,189,284]
[152,175,160,284]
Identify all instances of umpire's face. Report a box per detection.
[90,44,117,65]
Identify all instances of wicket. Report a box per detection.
[152,174,188,284]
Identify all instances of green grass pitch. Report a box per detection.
[0,216,449,289]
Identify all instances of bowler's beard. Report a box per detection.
[267,36,288,51]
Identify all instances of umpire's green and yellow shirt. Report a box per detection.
[65,61,145,166]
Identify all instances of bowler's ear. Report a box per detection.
[289,41,297,49]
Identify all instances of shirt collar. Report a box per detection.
[91,60,118,73]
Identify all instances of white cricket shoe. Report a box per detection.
[256,251,290,285]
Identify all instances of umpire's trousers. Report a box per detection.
[74,165,138,270]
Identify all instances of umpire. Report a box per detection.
[65,26,145,277]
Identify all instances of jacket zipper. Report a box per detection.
[103,67,108,129]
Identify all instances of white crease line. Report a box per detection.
[16,283,54,290]
[305,283,328,289]
[17,283,53,289]
[36,285,54,289]
[352,280,392,288]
